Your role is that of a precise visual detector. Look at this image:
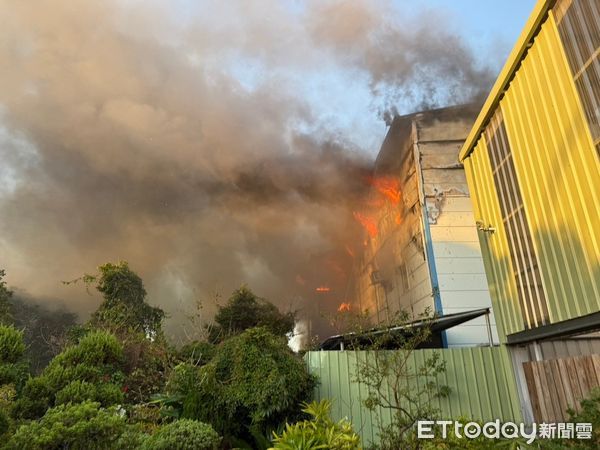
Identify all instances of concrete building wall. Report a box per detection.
[415,108,498,346]
[354,114,433,323]
[353,105,498,346]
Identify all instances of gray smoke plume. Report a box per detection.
[0,0,494,340]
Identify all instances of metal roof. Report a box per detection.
[318,308,491,350]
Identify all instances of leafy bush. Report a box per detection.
[167,327,315,440]
[13,331,125,419]
[270,400,361,450]
[54,379,124,406]
[0,326,25,364]
[12,376,53,419]
[142,419,221,450]
[0,325,28,394]
[5,401,128,450]
[49,329,124,368]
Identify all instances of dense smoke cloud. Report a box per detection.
[0,0,494,340]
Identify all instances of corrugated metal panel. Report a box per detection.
[463,12,600,337]
[464,140,524,339]
[500,12,600,324]
[305,348,522,447]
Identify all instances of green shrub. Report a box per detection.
[0,325,28,392]
[167,327,314,439]
[50,330,124,368]
[5,401,127,450]
[271,400,361,450]
[12,376,53,419]
[142,419,221,450]
[0,408,10,436]
[0,326,25,364]
[0,361,28,388]
[54,379,124,406]
[14,331,126,419]
[116,425,151,448]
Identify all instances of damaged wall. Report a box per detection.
[352,104,498,347]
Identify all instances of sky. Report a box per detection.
[0,0,536,340]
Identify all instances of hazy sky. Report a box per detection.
[0,0,536,338]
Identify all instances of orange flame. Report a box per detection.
[353,211,377,238]
[368,176,402,205]
[315,286,331,293]
[338,302,351,312]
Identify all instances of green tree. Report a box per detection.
[209,286,295,343]
[165,327,314,444]
[0,271,13,325]
[79,261,165,338]
[67,261,172,403]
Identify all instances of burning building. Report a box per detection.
[351,104,498,347]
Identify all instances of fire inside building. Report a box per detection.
[349,104,498,348]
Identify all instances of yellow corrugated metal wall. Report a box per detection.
[464,12,600,338]
[465,139,524,338]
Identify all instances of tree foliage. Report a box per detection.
[83,261,165,338]
[0,271,13,326]
[68,262,172,404]
[0,265,314,449]
[5,401,128,450]
[0,325,28,391]
[14,331,126,419]
[142,419,221,450]
[167,327,314,441]
[209,286,295,343]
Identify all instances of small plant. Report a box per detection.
[142,418,221,450]
[270,400,361,450]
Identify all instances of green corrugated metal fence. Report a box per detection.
[305,347,523,446]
